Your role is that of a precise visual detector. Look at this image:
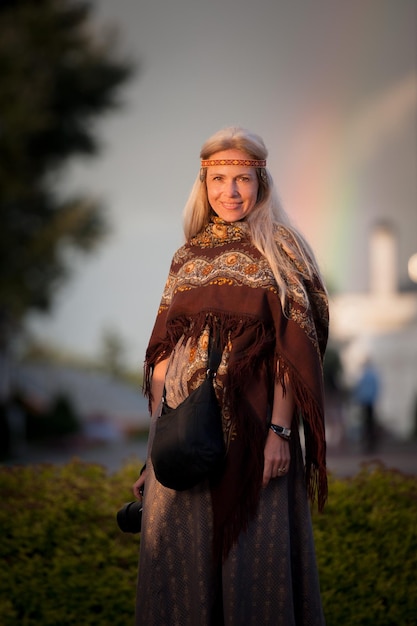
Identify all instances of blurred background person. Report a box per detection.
[353,357,380,453]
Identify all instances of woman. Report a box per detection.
[133,127,329,625]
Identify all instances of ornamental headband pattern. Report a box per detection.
[200,159,267,167]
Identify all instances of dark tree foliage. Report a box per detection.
[0,0,134,322]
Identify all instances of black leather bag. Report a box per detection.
[150,335,225,491]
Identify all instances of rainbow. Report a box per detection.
[282,73,417,293]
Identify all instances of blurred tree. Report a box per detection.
[24,392,81,441]
[0,0,134,324]
[0,0,134,458]
[100,327,126,377]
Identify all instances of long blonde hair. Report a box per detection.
[183,126,324,310]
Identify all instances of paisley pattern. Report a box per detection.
[168,250,276,292]
[159,217,328,359]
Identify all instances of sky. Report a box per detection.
[27,0,417,369]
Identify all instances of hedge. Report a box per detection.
[0,460,416,625]
[313,462,417,626]
[0,460,141,626]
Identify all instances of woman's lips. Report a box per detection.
[222,203,241,210]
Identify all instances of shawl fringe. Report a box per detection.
[211,315,274,561]
[144,310,274,411]
[277,357,327,511]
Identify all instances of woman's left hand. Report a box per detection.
[132,470,146,500]
[262,429,291,487]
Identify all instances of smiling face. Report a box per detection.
[205,149,259,222]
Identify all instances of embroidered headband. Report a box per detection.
[199,158,268,183]
[200,158,266,167]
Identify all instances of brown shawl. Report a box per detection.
[144,217,329,560]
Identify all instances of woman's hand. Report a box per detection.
[262,429,291,488]
[263,367,294,487]
[132,469,147,500]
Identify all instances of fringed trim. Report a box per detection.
[305,458,328,513]
[205,314,275,562]
[216,341,274,561]
[143,310,273,415]
[223,413,265,561]
[165,310,273,353]
[277,356,328,511]
[211,396,266,562]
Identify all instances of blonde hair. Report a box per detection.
[183,126,324,310]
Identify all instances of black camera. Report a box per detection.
[116,501,143,534]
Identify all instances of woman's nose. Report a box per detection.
[225,180,239,196]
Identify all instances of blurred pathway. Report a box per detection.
[327,437,417,477]
[4,436,417,477]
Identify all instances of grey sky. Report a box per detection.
[28,0,417,367]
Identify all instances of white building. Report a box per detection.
[330,223,417,438]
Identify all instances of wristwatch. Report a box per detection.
[269,423,291,441]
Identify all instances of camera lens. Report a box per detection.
[116,501,143,533]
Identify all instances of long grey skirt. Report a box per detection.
[135,413,325,626]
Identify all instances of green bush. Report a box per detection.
[0,460,416,625]
[0,460,142,626]
[313,462,417,626]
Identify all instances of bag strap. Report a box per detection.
[207,331,222,378]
